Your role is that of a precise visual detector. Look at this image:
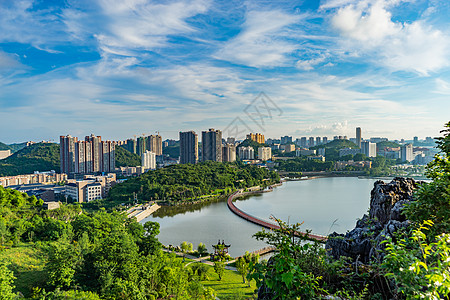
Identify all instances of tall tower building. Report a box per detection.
[401,144,414,162]
[60,135,78,174]
[316,137,321,146]
[356,127,362,148]
[60,134,115,176]
[180,131,198,164]
[147,135,163,155]
[137,136,147,156]
[222,144,236,162]
[202,129,222,162]
[308,137,315,148]
[323,137,328,144]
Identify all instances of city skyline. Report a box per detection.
[1,0,450,143]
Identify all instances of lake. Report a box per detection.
[142,177,379,257]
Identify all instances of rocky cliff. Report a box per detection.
[325,177,419,263]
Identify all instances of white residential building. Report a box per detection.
[142,150,156,170]
[238,146,254,160]
[258,147,272,161]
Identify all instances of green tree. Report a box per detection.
[236,257,249,284]
[197,242,207,257]
[213,261,225,281]
[45,240,80,288]
[0,261,17,300]
[405,121,450,236]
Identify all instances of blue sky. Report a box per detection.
[1,0,450,143]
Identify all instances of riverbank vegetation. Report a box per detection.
[248,121,450,299]
[107,161,280,206]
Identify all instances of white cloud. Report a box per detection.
[63,0,210,56]
[296,56,327,71]
[329,0,450,75]
[214,10,303,67]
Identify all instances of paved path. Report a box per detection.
[227,189,328,242]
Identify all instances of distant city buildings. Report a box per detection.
[64,173,116,203]
[60,134,115,177]
[356,127,361,148]
[142,150,156,170]
[401,144,414,162]
[283,144,295,153]
[179,131,198,164]
[258,147,272,161]
[361,141,377,157]
[238,146,254,160]
[0,171,67,187]
[246,133,265,144]
[222,144,236,162]
[202,129,222,162]
[281,136,292,144]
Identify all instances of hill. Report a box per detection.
[311,139,358,161]
[237,139,267,155]
[8,142,27,153]
[0,142,27,153]
[0,142,10,151]
[0,143,61,176]
[108,161,280,205]
[311,139,358,150]
[116,146,141,167]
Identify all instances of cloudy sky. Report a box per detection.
[1,0,449,143]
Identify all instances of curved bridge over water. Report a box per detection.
[227,190,328,243]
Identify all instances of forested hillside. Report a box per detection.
[0,143,61,176]
[116,145,141,167]
[108,161,280,204]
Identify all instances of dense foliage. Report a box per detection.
[0,143,61,176]
[116,146,141,167]
[108,161,280,204]
[0,186,216,299]
[310,139,359,161]
[376,141,401,148]
[162,142,180,159]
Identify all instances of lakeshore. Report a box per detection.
[143,176,378,256]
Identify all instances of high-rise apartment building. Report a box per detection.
[258,147,272,161]
[308,137,315,148]
[246,133,265,144]
[401,144,414,162]
[179,131,198,164]
[281,136,292,144]
[238,146,254,160]
[60,135,115,176]
[147,135,162,155]
[142,150,156,170]
[316,137,321,146]
[356,127,362,148]
[361,141,376,157]
[202,129,222,162]
[300,137,307,147]
[222,144,236,162]
[323,137,328,144]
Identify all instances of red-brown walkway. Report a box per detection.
[227,190,328,243]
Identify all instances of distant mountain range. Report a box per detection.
[0,142,140,177]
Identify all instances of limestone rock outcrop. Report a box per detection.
[325,177,418,263]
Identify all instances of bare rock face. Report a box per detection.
[325,177,418,263]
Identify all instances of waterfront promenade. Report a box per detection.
[227,189,328,242]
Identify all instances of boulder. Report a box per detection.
[325,177,418,263]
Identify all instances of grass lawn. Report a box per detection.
[0,243,47,298]
[201,265,258,300]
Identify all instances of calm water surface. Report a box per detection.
[142,177,378,257]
